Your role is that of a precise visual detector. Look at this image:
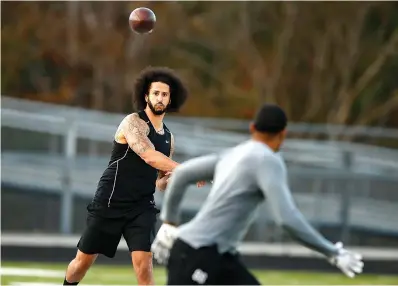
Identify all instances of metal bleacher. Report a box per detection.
[2,96,398,238]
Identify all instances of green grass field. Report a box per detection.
[1,261,398,285]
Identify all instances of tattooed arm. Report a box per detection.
[121,113,179,172]
[156,133,175,191]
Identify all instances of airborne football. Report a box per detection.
[129,7,156,34]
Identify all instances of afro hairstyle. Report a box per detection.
[132,66,189,113]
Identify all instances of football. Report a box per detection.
[129,7,156,34]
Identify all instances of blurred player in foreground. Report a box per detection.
[63,67,203,285]
[151,103,364,285]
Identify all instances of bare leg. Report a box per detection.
[64,250,98,284]
[131,251,154,285]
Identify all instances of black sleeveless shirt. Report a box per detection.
[93,110,172,208]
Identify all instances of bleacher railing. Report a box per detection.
[2,96,398,242]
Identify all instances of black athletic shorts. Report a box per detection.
[77,202,159,258]
[167,239,260,285]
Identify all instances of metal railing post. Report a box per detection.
[340,151,353,243]
[60,119,77,234]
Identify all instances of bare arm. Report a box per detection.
[121,113,179,172]
[156,172,170,191]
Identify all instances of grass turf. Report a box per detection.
[1,261,398,285]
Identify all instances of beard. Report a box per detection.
[147,100,167,115]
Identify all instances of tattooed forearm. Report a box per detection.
[121,113,179,172]
[123,113,155,155]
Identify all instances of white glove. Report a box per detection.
[328,241,364,278]
[151,223,178,265]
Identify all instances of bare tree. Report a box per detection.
[2,1,397,129]
[327,4,398,125]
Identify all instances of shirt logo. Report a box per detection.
[192,269,208,284]
[165,140,169,143]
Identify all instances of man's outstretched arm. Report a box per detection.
[121,113,179,172]
[160,154,218,225]
[257,155,338,258]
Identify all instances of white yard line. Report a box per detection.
[10,283,66,286]
[0,267,110,286]
[10,283,112,286]
[0,267,65,278]
[0,267,148,286]
[0,266,138,279]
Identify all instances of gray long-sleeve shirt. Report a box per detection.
[160,140,338,257]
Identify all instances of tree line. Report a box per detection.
[2,1,398,127]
